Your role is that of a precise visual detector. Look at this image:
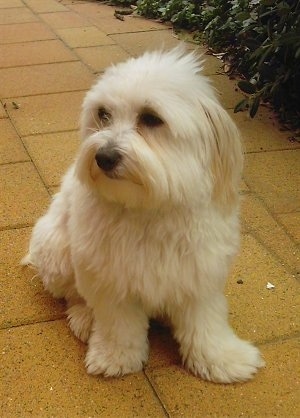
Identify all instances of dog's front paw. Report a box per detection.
[85,337,149,377]
[184,338,265,383]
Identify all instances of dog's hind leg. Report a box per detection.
[21,179,74,299]
[21,169,94,342]
[64,276,93,344]
[21,169,94,343]
[66,299,94,343]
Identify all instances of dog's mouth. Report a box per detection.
[90,158,120,181]
[102,169,121,180]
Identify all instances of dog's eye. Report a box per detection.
[139,112,163,128]
[98,107,111,124]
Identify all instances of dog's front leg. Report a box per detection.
[170,293,264,383]
[85,297,149,377]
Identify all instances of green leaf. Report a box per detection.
[249,95,261,118]
[267,19,273,40]
[261,0,276,5]
[238,80,256,95]
[236,12,250,22]
[243,38,260,51]
[234,98,249,113]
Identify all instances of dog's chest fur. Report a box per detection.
[68,184,239,311]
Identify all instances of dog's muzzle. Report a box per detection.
[95,146,122,173]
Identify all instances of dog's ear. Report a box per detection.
[80,94,97,140]
[202,101,243,212]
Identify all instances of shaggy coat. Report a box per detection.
[23,47,264,383]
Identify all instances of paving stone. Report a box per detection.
[75,44,130,72]
[23,0,68,13]
[0,40,77,68]
[0,101,8,118]
[201,54,224,76]
[5,91,85,136]
[0,162,50,229]
[0,119,29,164]
[0,7,38,24]
[0,61,94,98]
[145,338,300,418]
[241,194,300,273]
[240,179,250,192]
[0,22,56,44]
[110,30,181,56]
[92,15,166,35]
[56,26,115,48]
[233,106,300,153]
[23,131,80,186]
[277,212,300,245]
[0,0,23,7]
[68,2,116,19]
[0,321,166,417]
[210,75,245,109]
[227,234,299,343]
[244,149,300,214]
[48,186,60,196]
[0,228,65,329]
[40,11,90,29]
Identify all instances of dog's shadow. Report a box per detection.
[147,320,181,369]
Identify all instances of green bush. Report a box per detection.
[102,0,300,131]
[200,0,300,131]
[106,0,133,5]
[137,0,201,28]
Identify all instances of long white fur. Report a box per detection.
[22,47,264,382]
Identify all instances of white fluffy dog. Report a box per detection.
[22,47,264,383]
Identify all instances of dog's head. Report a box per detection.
[75,47,243,212]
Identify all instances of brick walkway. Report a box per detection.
[0,1,299,417]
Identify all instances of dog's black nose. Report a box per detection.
[95,148,122,172]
